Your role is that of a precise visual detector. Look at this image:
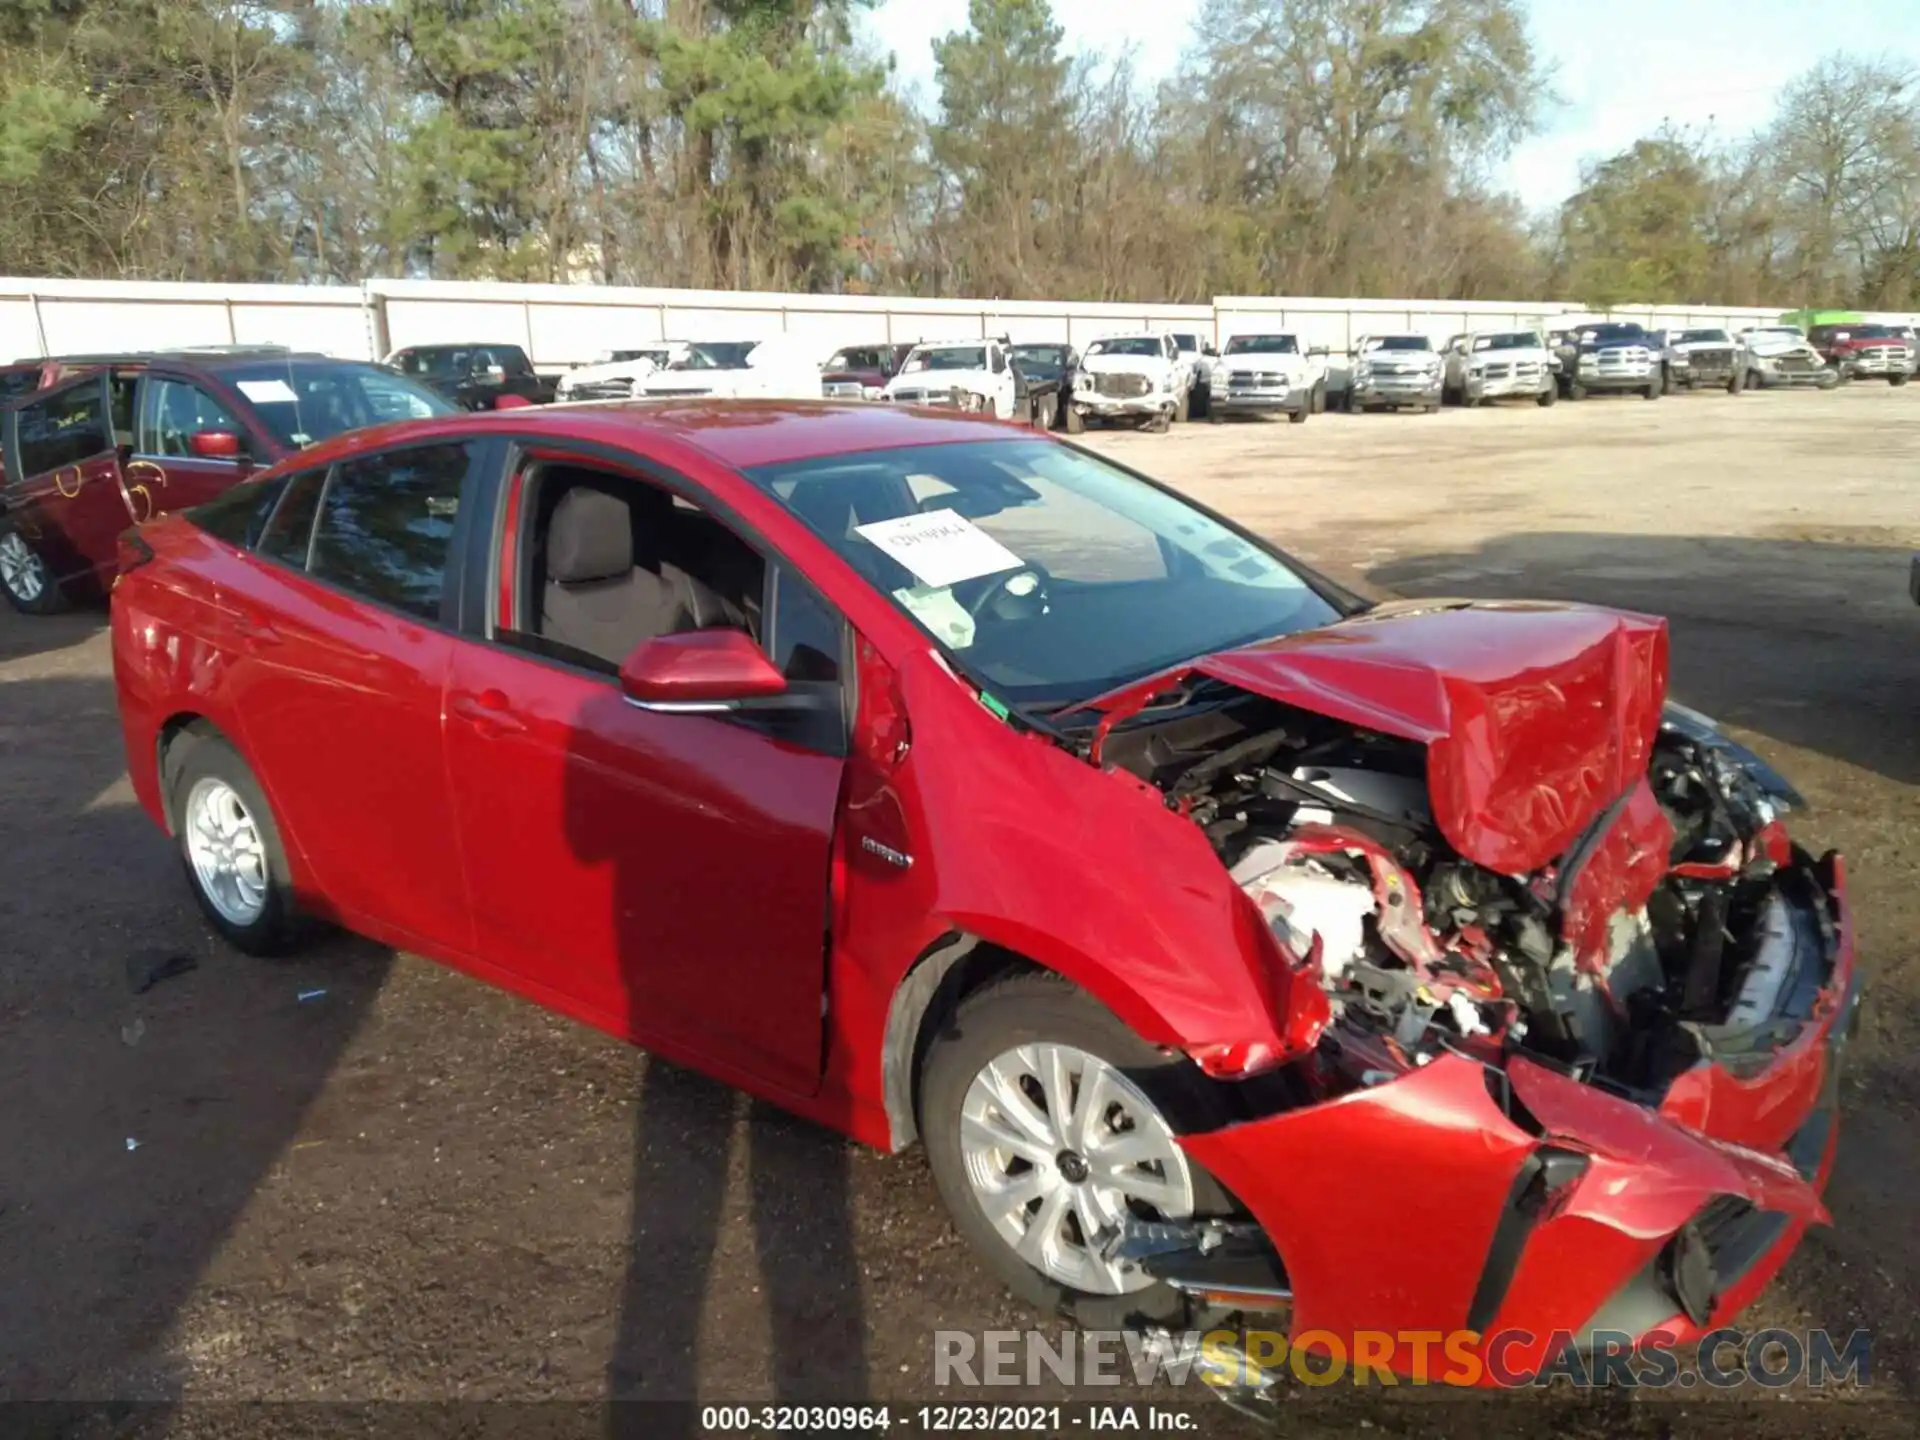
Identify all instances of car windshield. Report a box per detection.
[1086,338,1162,357]
[828,349,887,370]
[219,361,457,449]
[1473,333,1538,352]
[675,342,759,371]
[1577,325,1645,343]
[1363,336,1431,352]
[1850,324,1898,339]
[1013,345,1069,374]
[903,347,986,373]
[1224,335,1299,355]
[1675,330,1731,344]
[744,439,1340,706]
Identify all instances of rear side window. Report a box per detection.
[256,469,329,566]
[140,378,248,458]
[185,475,289,548]
[307,441,479,622]
[14,382,109,476]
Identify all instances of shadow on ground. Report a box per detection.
[1369,533,1920,787]
[0,675,394,1399]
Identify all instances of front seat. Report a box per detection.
[541,484,739,667]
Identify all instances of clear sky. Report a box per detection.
[861,0,1920,212]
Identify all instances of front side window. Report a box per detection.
[220,362,456,450]
[140,379,248,458]
[307,442,478,621]
[14,380,109,477]
[0,367,42,403]
[746,439,1340,707]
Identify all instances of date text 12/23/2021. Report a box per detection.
[698,1406,1197,1432]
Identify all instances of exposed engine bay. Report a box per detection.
[1098,685,1831,1098]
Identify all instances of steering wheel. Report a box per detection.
[959,561,1052,624]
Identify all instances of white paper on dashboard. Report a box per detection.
[853,508,1024,590]
[893,585,978,649]
[235,379,299,404]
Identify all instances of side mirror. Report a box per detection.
[189,429,243,460]
[485,364,507,380]
[619,629,788,712]
[493,393,534,410]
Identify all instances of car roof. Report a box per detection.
[22,345,313,366]
[281,399,1031,475]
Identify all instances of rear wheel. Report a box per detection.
[0,523,67,615]
[167,732,308,957]
[920,972,1236,1328]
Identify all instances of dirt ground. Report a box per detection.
[2,384,1916,1438]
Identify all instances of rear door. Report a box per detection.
[212,437,494,957]
[2,372,133,585]
[125,371,262,519]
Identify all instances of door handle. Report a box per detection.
[450,689,527,735]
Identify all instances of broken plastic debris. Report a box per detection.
[125,1138,140,1152]
[120,1018,146,1047]
[125,949,197,995]
[296,988,328,1003]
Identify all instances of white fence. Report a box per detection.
[2,276,1906,373]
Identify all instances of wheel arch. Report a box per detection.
[879,931,1037,1153]
[155,712,227,835]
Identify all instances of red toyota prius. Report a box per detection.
[109,401,1857,1384]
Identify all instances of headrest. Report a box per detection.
[546,487,633,584]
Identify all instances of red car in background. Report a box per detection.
[108,401,1857,1385]
[1,348,455,613]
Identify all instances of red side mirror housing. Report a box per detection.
[189,429,243,459]
[619,629,787,708]
[493,393,534,410]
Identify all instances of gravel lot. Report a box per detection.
[2,385,1916,1437]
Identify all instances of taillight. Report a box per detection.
[116,527,156,584]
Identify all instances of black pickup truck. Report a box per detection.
[1010,342,1078,431]
[386,343,557,409]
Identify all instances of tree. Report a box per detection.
[1551,133,1717,306]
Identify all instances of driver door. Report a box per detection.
[989,344,1017,418]
[2,372,134,587]
[125,374,258,519]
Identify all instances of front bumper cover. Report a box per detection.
[1160,849,1857,1384]
[1353,375,1440,405]
[1075,390,1174,416]
[1213,389,1304,416]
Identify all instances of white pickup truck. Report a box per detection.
[1206,332,1328,423]
[1338,334,1444,413]
[627,336,826,402]
[1069,332,1192,431]
[880,338,1019,417]
[1440,330,1557,407]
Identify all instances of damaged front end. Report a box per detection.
[1069,601,1859,1377]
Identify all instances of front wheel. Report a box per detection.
[1173,389,1189,424]
[1065,404,1086,435]
[1536,384,1557,407]
[1727,368,1744,394]
[1288,401,1309,424]
[920,972,1237,1327]
[167,732,308,956]
[0,522,68,615]
[1891,373,1908,387]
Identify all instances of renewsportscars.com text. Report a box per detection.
[934,1327,1873,1390]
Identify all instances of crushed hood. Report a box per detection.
[1085,599,1670,876]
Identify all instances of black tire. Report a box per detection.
[1311,382,1325,414]
[1064,404,1085,435]
[1537,384,1557,407]
[1567,381,1587,401]
[0,520,70,615]
[1644,370,1662,400]
[1727,368,1744,395]
[1441,382,1459,406]
[165,731,308,957]
[919,971,1238,1329]
[1288,402,1308,424]
[1173,389,1189,424]
[1192,385,1210,420]
[1148,410,1171,433]
[1890,373,1908,387]
[1208,409,1224,425]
